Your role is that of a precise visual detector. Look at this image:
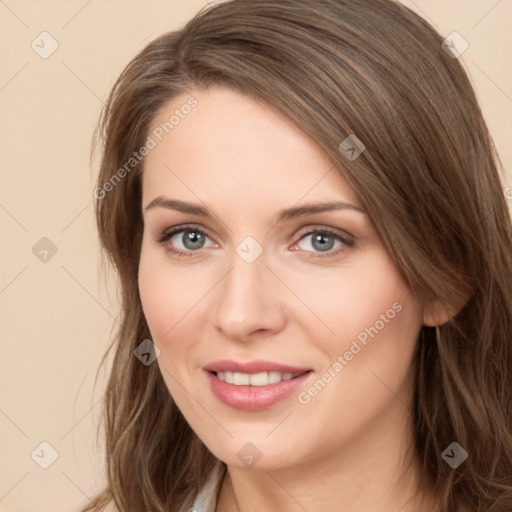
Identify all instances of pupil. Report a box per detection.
[312,233,334,252]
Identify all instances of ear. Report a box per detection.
[422,292,470,327]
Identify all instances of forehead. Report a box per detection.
[142,86,361,210]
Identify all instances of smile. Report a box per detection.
[203,362,314,411]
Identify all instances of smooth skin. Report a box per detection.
[138,86,451,512]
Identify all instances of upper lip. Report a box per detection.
[204,359,313,374]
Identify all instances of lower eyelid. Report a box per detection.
[157,226,209,243]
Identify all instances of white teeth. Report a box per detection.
[268,371,282,384]
[233,372,250,385]
[249,372,268,386]
[215,371,302,386]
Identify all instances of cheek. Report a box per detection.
[138,246,198,336]
[138,248,217,371]
[138,247,184,350]
[325,263,421,405]
[138,258,198,396]
[286,249,416,349]
[292,264,422,444]
[138,254,167,335]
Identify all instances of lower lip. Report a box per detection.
[205,370,313,411]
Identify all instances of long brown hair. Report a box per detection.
[85,1,512,510]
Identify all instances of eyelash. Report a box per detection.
[156,224,354,259]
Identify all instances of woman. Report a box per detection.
[86,0,512,511]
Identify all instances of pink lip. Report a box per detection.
[203,361,314,411]
[203,359,312,374]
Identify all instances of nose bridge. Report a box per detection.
[213,244,284,340]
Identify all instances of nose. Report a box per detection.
[212,250,287,343]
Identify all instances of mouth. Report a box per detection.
[203,360,314,411]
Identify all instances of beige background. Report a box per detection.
[0,1,510,511]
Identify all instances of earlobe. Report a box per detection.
[422,299,454,327]
[422,292,470,327]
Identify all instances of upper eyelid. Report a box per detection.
[159,224,213,241]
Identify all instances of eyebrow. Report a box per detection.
[143,196,367,222]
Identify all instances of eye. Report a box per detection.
[157,224,215,257]
[292,227,354,257]
[156,224,354,259]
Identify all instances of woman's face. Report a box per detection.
[138,86,425,470]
